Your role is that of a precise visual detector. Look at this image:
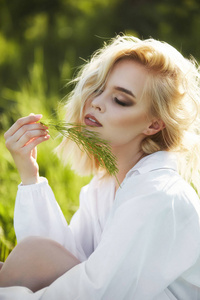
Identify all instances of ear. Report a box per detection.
[143,119,165,136]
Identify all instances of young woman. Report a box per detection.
[0,35,200,299]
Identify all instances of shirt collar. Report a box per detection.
[125,151,178,178]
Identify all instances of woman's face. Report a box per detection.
[83,59,155,153]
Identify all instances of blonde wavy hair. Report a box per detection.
[57,35,200,193]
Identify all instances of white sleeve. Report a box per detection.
[8,179,200,300]
[14,177,94,261]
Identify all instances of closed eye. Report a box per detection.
[94,88,104,96]
[114,97,128,106]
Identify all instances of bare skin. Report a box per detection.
[0,236,80,292]
[0,262,3,271]
[4,114,50,185]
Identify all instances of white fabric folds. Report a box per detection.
[1,151,200,299]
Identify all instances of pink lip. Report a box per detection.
[84,114,102,127]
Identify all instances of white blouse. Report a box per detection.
[1,151,200,300]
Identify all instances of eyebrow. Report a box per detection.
[114,86,136,98]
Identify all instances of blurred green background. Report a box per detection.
[0,0,200,260]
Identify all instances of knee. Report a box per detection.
[17,236,55,255]
[0,236,55,291]
[18,236,45,247]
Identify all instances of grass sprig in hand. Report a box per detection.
[40,120,118,178]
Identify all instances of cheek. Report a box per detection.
[81,100,90,120]
[107,112,150,146]
[112,112,148,131]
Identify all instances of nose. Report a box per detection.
[91,93,105,112]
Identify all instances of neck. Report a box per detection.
[113,147,145,190]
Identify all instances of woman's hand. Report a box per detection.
[4,114,50,185]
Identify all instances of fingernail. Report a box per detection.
[35,114,43,118]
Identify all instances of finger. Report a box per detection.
[16,129,49,149]
[6,128,49,153]
[21,135,50,155]
[4,114,43,139]
[11,123,48,144]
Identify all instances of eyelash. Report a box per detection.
[114,97,127,106]
[95,88,104,95]
[94,89,128,107]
